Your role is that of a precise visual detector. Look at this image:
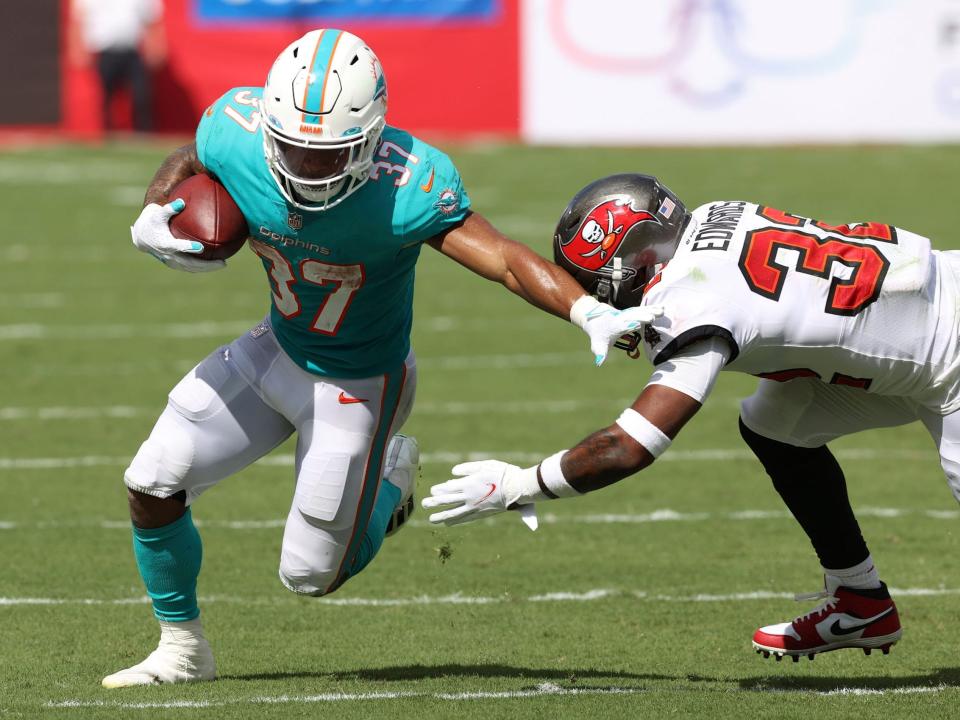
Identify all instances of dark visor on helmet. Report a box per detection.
[275,140,351,181]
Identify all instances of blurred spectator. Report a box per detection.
[68,0,167,133]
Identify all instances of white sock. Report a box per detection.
[822,555,881,592]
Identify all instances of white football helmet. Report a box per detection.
[260,29,387,211]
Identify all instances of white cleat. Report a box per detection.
[384,434,419,537]
[101,618,216,688]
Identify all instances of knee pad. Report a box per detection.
[277,566,333,597]
[277,509,344,597]
[124,410,196,498]
[278,553,340,597]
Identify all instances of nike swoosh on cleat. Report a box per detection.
[338,392,368,405]
[420,168,435,193]
[827,607,894,636]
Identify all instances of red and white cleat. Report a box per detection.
[752,582,902,661]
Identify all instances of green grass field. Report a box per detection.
[3,141,960,719]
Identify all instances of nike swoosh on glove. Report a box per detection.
[571,296,664,366]
[421,460,537,529]
[130,198,226,273]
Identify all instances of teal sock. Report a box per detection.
[348,478,401,577]
[132,507,202,622]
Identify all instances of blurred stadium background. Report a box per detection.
[11,0,960,143]
[5,1,960,717]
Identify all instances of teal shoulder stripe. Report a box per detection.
[303,29,343,123]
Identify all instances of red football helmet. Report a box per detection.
[553,173,690,309]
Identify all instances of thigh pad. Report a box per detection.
[295,450,353,524]
[168,346,246,422]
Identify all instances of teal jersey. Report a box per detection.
[195,87,471,378]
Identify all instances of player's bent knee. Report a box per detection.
[739,416,792,467]
[939,458,960,504]
[739,416,840,488]
[124,412,196,498]
[277,559,339,597]
[277,514,345,597]
[741,416,811,469]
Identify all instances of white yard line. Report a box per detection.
[0,292,64,308]
[3,505,955,532]
[36,680,960,710]
[0,406,143,421]
[0,317,562,342]
[0,447,932,471]
[0,456,130,470]
[417,351,584,370]
[6,586,960,610]
[46,684,642,709]
[10,349,605,375]
[1,505,957,532]
[0,162,147,185]
[108,186,149,206]
[819,685,946,696]
[0,321,253,341]
[0,398,637,421]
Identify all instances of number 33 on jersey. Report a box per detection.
[640,200,960,411]
[195,87,471,379]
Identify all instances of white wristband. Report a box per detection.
[503,451,578,504]
[537,450,580,498]
[616,409,672,458]
[569,295,601,331]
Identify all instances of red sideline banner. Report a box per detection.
[61,0,519,139]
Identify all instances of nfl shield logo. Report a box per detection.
[287,211,303,231]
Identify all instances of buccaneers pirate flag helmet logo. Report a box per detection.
[553,173,690,309]
[558,197,660,272]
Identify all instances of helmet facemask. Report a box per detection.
[260,29,388,212]
[261,113,385,210]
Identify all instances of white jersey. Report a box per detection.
[640,200,960,413]
[74,0,161,52]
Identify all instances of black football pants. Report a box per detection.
[96,48,152,132]
[739,417,870,569]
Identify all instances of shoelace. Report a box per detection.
[792,589,838,623]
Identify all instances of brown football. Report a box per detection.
[168,174,248,261]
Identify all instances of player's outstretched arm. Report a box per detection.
[422,384,702,528]
[131,143,225,273]
[427,211,586,318]
[561,384,701,493]
[427,212,663,365]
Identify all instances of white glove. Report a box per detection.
[130,199,226,273]
[422,460,539,530]
[570,295,664,366]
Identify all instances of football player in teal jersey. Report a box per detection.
[107,29,660,687]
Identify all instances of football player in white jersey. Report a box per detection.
[423,173,960,661]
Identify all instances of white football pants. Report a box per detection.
[124,319,417,595]
[741,377,960,503]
